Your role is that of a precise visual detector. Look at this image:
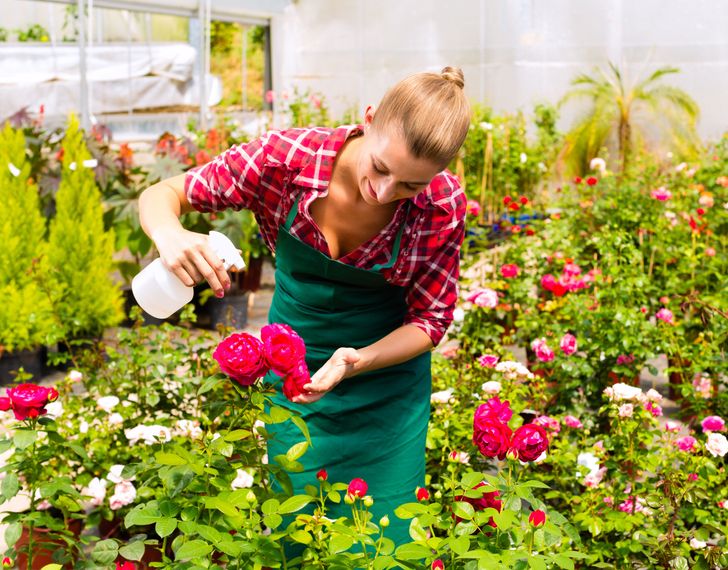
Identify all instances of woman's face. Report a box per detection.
[355,111,442,206]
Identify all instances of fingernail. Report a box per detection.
[216,290,224,298]
[225,282,231,290]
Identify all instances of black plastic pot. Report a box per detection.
[0,346,48,384]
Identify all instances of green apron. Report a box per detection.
[265,197,432,548]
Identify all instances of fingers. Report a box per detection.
[199,246,231,295]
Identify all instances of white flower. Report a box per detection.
[124,425,172,446]
[607,383,643,401]
[583,467,607,488]
[590,157,606,172]
[97,396,120,412]
[645,389,663,403]
[479,121,493,131]
[689,538,707,549]
[577,452,600,477]
[430,389,454,404]
[676,162,687,172]
[81,477,107,509]
[705,433,728,458]
[449,451,470,464]
[79,420,89,434]
[109,481,137,510]
[452,307,465,323]
[174,419,204,439]
[231,469,255,490]
[45,401,63,419]
[108,413,124,426]
[127,393,139,403]
[618,404,634,418]
[68,370,83,382]
[495,360,534,381]
[107,464,135,484]
[481,381,502,395]
[519,152,527,164]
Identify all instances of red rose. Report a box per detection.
[500,264,520,278]
[316,469,328,481]
[213,333,270,386]
[261,323,306,376]
[474,396,513,423]
[519,195,529,205]
[5,384,57,421]
[503,195,512,205]
[529,509,547,528]
[473,416,512,460]
[586,176,598,186]
[0,398,10,412]
[282,360,311,401]
[455,482,502,527]
[511,423,549,462]
[432,560,444,570]
[347,478,368,498]
[416,487,430,501]
[116,561,135,570]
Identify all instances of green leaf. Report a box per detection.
[118,539,147,561]
[269,405,293,424]
[263,513,283,529]
[155,518,178,538]
[4,522,21,548]
[291,415,311,445]
[329,533,354,554]
[198,375,224,396]
[452,501,475,521]
[450,534,470,555]
[395,543,433,560]
[175,539,213,560]
[2,472,19,501]
[289,530,313,544]
[155,452,187,466]
[204,496,240,518]
[528,556,548,570]
[279,495,313,514]
[13,429,37,450]
[196,524,223,544]
[286,441,309,462]
[261,498,280,515]
[223,429,251,441]
[215,539,243,557]
[91,539,120,564]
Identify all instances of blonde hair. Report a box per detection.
[371,66,471,169]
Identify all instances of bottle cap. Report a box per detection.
[208,231,246,271]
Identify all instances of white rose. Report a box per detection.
[590,157,606,172]
[618,404,634,418]
[82,477,107,509]
[68,370,83,382]
[109,481,137,510]
[577,452,600,477]
[97,396,120,412]
[79,420,89,434]
[705,433,728,458]
[689,538,707,549]
[611,383,643,401]
[45,401,63,419]
[452,307,465,323]
[520,152,527,164]
[430,389,454,404]
[107,464,135,484]
[645,389,663,403]
[231,469,255,490]
[481,381,502,395]
[108,413,124,426]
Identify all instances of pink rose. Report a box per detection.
[701,416,725,432]
[541,274,558,291]
[655,308,675,324]
[651,187,672,201]
[531,338,555,362]
[466,199,481,217]
[563,263,582,277]
[347,478,368,498]
[282,360,311,401]
[559,333,577,356]
[466,288,499,309]
[475,396,513,423]
[213,333,270,386]
[472,416,512,460]
[511,423,549,462]
[533,415,561,434]
[4,384,59,421]
[477,354,500,368]
[261,323,306,376]
[500,264,520,278]
[676,436,697,452]
[705,247,716,257]
[616,354,635,366]
[644,402,662,417]
[563,415,583,429]
[665,421,681,433]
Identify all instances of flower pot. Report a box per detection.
[15,519,83,570]
[0,346,47,385]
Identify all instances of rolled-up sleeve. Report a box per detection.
[403,204,466,346]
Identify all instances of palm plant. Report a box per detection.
[559,62,701,175]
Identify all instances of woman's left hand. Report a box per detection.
[292,347,361,404]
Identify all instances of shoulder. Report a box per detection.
[261,127,336,168]
[414,170,467,221]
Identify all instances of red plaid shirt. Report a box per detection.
[185,126,466,345]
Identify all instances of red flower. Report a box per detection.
[697,207,705,216]
[432,560,444,570]
[503,195,512,205]
[508,202,520,211]
[347,478,368,498]
[213,333,270,386]
[455,482,502,527]
[2,556,12,568]
[316,469,328,481]
[511,424,549,462]
[261,323,306,376]
[116,561,135,570]
[4,384,58,421]
[282,360,311,400]
[525,226,535,236]
[586,177,598,186]
[510,225,522,233]
[500,263,520,278]
[573,176,583,184]
[416,487,430,502]
[475,396,513,423]
[472,416,512,460]
[519,195,529,205]
[0,398,10,412]
[529,509,547,528]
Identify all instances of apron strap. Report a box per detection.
[282,195,409,271]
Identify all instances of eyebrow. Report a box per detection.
[373,156,430,186]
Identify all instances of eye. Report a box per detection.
[372,160,386,175]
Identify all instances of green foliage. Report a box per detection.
[15,23,50,42]
[45,116,123,339]
[0,124,54,351]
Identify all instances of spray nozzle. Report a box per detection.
[208,231,246,271]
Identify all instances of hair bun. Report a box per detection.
[441,66,465,89]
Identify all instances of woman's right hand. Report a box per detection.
[152,226,231,297]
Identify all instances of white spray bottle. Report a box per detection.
[131,231,245,319]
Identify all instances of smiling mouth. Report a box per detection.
[367,182,378,202]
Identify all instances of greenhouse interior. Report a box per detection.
[0,0,726,568]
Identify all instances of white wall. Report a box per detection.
[271,0,728,139]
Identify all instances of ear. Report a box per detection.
[363,105,375,128]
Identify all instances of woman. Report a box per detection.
[139,66,471,547]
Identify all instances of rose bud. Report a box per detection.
[363,495,374,508]
[379,515,390,528]
[416,487,430,502]
[2,557,12,569]
[432,560,444,570]
[529,509,547,528]
[316,469,328,482]
[347,478,368,499]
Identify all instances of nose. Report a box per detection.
[375,177,397,202]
